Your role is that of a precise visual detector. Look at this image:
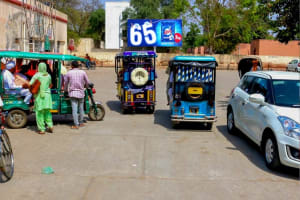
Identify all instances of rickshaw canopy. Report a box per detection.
[117,51,157,58]
[171,56,216,62]
[0,51,87,62]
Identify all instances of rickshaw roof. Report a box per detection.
[117,51,157,57]
[0,51,87,61]
[171,56,216,62]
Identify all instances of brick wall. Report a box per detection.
[231,43,251,55]
[251,39,300,57]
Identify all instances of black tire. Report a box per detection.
[147,106,155,114]
[0,130,14,182]
[263,134,281,170]
[171,121,179,129]
[88,104,105,121]
[206,122,213,130]
[227,107,237,134]
[185,82,205,101]
[121,106,130,114]
[6,109,28,129]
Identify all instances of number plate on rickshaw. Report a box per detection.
[188,87,203,95]
[136,94,144,99]
[190,107,199,113]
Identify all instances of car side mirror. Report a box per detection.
[249,93,266,105]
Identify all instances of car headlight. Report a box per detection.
[278,116,300,140]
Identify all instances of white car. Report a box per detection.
[227,71,300,170]
[287,59,300,72]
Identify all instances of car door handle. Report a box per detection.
[242,100,248,106]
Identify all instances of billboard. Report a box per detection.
[127,19,182,47]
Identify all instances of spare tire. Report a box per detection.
[185,82,205,101]
[131,68,149,86]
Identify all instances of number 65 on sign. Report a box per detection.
[127,19,183,47]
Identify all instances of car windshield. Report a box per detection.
[272,80,300,107]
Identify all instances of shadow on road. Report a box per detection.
[23,114,74,132]
[217,125,300,179]
[106,100,121,113]
[154,109,214,131]
[106,100,157,115]
[217,100,228,111]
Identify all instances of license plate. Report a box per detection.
[136,94,144,99]
[190,107,199,113]
[188,87,203,95]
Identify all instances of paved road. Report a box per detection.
[0,69,299,200]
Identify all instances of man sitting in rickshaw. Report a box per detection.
[2,61,32,104]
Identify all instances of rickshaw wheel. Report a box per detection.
[0,130,14,182]
[206,122,213,131]
[171,121,180,129]
[121,106,129,114]
[147,106,155,114]
[6,109,28,129]
[88,104,105,121]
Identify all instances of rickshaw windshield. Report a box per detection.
[171,61,216,84]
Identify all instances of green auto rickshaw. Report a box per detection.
[0,51,105,128]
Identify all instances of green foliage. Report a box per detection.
[266,0,300,43]
[183,23,206,51]
[55,0,104,44]
[86,8,105,47]
[184,0,270,54]
[123,0,186,20]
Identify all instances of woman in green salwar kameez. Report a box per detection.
[30,63,53,134]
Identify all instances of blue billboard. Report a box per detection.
[127,19,183,47]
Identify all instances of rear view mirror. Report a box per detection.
[249,93,266,105]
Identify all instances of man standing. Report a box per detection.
[64,61,90,129]
[2,61,32,104]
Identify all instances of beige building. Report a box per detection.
[0,0,67,53]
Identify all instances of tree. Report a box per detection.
[54,0,103,43]
[183,23,206,51]
[184,0,270,54]
[122,0,186,20]
[265,0,300,43]
[87,8,105,48]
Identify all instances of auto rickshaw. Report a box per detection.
[115,51,156,114]
[238,56,263,78]
[0,51,105,128]
[167,56,218,129]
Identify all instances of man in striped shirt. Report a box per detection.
[64,61,90,129]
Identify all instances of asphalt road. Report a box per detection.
[0,68,299,200]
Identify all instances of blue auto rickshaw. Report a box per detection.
[167,56,218,129]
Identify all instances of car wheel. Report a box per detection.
[227,108,237,134]
[263,135,281,170]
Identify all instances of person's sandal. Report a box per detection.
[47,127,54,133]
[79,123,85,127]
[71,126,79,129]
[38,131,45,135]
